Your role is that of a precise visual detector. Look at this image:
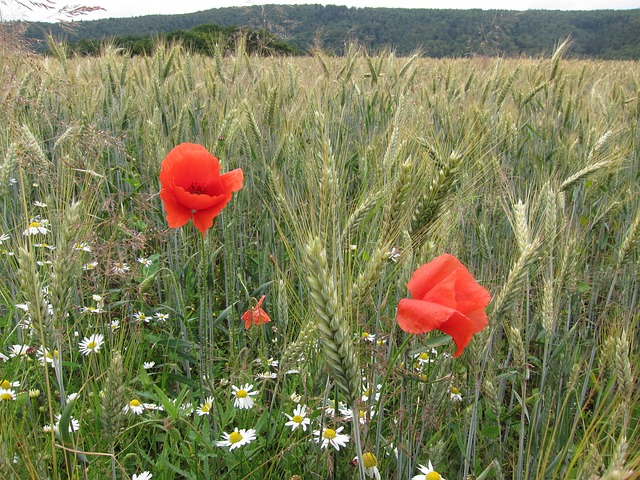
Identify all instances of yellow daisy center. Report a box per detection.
[322,428,336,440]
[201,403,211,412]
[229,431,243,443]
[425,472,441,480]
[1,392,14,401]
[87,341,97,350]
[29,221,41,228]
[236,389,248,398]
[363,452,377,469]
[0,380,10,389]
[130,399,141,407]
[359,410,366,419]
[451,387,460,394]
[361,332,370,339]
[292,414,304,423]
[419,352,429,360]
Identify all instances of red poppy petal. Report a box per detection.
[406,254,461,300]
[465,307,489,333]
[191,196,232,234]
[422,270,458,308]
[397,298,456,334]
[220,168,244,193]
[438,310,476,357]
[253,309,271,326]
[172,185,227,211]
[161,144,221,191]
[159,188,192,228]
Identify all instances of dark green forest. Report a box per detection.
[20,4,640,58]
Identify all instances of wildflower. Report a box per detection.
[386,247,401,262]
[1,379,19,389]
[242,295,271,329]
[290,392,302,403]
[67,392,79,402]
[143,361,155,370]
[362,383,382,402]
[414,351,434,366]
[323,398,347,417]
[37,346,59,365]
[8,344,31,358]
[0,353,7,362]
[80,306,104,314]
[123,399,145,415]
[159,143,243,236]
[132,472,152,480]
[137,257,153,267]
[255,371,277,380]
[33,201,47,207]
[284,405,311,432]
[23,218,50,235]
[216,427,257,450]
[450,387,462,402]
[110,320,120,331]
[83,261,98,271]
[397,254,491,357]
[353,452,382,479]
[196,396,214,416]
[412,461,446,480]
[78,334,104,356]
[73,242,92,252]
[133,311,150,323]
[111,262,130,274]
[0,388,16,401]
[232,383,258,409]
[43,414,80,435]
[361,331,376,342]
[154,312,169,322]
[314,426,350,451]
[0,233,10,243]
[143,402,162,411]
[29,389,40,398]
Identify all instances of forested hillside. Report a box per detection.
[22,4,640,58]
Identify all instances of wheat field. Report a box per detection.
[0,39,638,479]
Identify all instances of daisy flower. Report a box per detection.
[0,388,16,401]
[132,472,152,480]
[78,334,104,356]
[284,404,311,432]
[0,233,10,243]
[8,344,31,358]
[110,320,120,331]
[23,218,50,236]
[355,452,381,480]
[216,428,257,450]
[0,353,8,362]
[414,351,435,366]
[450,387,463,402]
[412,461,446,480]
[73,242,92,252]
[33,201,47,207]
[111,262,130,274]
[314,426,350,451]
[133,311,150,323]
[37,346,59,365]
[80,306,104,314]
[143,361,156,370]
[361,331,376,342]
[196,396,214,416]
[1,379,19,389]
[154,312,169,322]
[83,261,98,270]
[231,383,258,409]
[255,371,277,380]
[123,399,145,415]
[137,257,153,267]
[43,414,80,435]
[386,247,401,262]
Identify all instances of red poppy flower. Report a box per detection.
[159,143,243,236]
[397,254,490,357]
[242,295,271,329]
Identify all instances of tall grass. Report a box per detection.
[0,41,638,479]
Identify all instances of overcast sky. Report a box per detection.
[2,0,638,22]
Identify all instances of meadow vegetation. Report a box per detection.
[0,40,638,479]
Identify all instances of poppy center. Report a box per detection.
[425,472,441,480]
[229,431,243,443]
[322,428,336,440]
[187,183,210,195]
[236,389,248,398]
[292,414,304,423]
[363,452,377,468]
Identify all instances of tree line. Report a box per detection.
[20,5,640,59]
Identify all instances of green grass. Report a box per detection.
[0,41,638,479]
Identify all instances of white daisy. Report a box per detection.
[137,257,153,267]
[43,414,80,435]
[0,233,10,243]
[123,399,145,415]
[73,242,92,252]
[284,404,310,432]
[33,201,47,207]
[80,306,104,314]
[132,472,152,480]
[360,331,376,342]
[111,262,130,274]
[412,461,446,480]
[83,261,98,271]
[314,426,350,451]
[196,396,214,416]
[133,311,150,323]
[0,353,8,362]
[255,371,277,380]
[356,452,381,480]
[414,350,436,366]
[231,383,258,409]
[154,312,169,322]
[143,361,155,370]
[67,392,79,402]
[386,247,401,262]
[78,334,104,356]
[143,403,163,411]
[0,388,16,401]
[37,346,59,365]
[8,344,31,358]
[216,428,256,450]
[23,218,50,235]
[450,387,463,402]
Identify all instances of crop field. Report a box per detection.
[0,40,638,479]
